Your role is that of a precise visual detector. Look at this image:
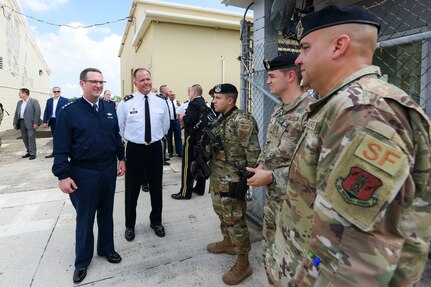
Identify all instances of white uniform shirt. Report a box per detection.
[117,92,170,144]
[168,99,179,120]
[176,101,189,116]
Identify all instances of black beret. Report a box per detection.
[263,53,298,71]
[297,5,381,40]
[213,83,238,94]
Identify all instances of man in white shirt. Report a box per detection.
[117,68,170,240]
[160,86,183,158]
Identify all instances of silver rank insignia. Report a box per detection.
[263,59,271,71]
[214,85,221,93]
[296,20,304,40]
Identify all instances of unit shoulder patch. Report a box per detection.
[238,123,252,143]
[324,129,409,231]
[335,166,382,207]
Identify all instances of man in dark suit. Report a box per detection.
[171,84,207,200]
[42,86,69,158]
[13,88,41,160]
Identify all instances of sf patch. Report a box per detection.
[325,129,409,231]
[336,166,382,207]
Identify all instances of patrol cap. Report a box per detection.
[297,5,381,40]
[263,53,298,72]
[212,83,238,94]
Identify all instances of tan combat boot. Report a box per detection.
[207,237,236,255]
[222,254,253,285]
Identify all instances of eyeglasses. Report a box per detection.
[53,91,61,93]
[84,80,106,85]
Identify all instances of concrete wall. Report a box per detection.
[0,0,50,131]
[151,22,241,101]
[119,0,249,103]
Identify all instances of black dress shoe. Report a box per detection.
[141,183,149,192]
[73,267,87,283]
[22,153,30,158]
[125,227,135,241]
[45,153,54,158]
[103,251,122,263]
[163,161,170,166]
[29,155,36,160]
[171,192,191,200]
[150,223,165,237]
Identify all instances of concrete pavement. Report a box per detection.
[2,129,430,286]
[0,130,268,287]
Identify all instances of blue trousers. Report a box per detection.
[167,119,182,156]
[69,161,117,268]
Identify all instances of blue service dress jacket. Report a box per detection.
[52,97,125,180]
[43,96,69,126]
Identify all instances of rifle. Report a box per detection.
[190,109,255,201]
[190,111,221,180]
[191,139,210,179]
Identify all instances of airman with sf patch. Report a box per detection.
[274,5,431,286]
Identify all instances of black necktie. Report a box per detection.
[171,100,176,120]
[92,103,98,113]
[144,95,151,144]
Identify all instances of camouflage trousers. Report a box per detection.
[263,188,282,279]
[209,177,251,255]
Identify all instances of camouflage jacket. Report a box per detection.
[257,91,315,197]
[209,107,260,183]
[276,66,431,286]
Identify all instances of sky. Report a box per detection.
[13,0,248,99]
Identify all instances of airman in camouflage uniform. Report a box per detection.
[272,5,431,286]
[246,54,316,285]
[206,83,260,285]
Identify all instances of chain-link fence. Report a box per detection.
[241,0,430,139]
[241,0,431,283]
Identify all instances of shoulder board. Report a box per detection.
[61,101,75,110]
[124,94,134,102]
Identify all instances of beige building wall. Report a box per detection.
[119,0,250,103]
[0,0,50,132]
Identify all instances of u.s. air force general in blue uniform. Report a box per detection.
[52,97,125,270]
